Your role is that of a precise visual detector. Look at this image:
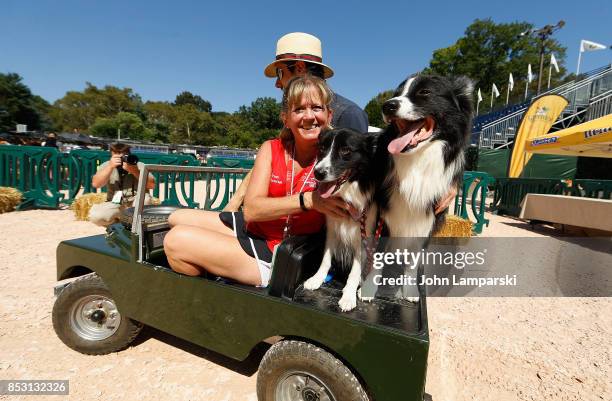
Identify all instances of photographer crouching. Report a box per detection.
[89,143,156,226]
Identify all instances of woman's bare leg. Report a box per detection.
[168,209,233,236]
[163,225,262,285]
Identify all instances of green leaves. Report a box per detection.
[174,91,212,113]
[426,18,568,113]
[51,83,143,132]
[45,83,282,148]
[0,73,52,131]
[364,90,393,129]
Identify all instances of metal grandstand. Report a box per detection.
[475,64,612,149]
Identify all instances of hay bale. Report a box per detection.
[0,187,23,213]
[434,215,473,237]
[71,193,108,221]
[71,193,161,221]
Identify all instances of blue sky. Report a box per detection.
[3,0,610,112]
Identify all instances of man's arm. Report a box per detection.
[92,159,118,188]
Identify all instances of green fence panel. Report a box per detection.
[208,156,254,169]
[571,179,612,199]
[492,177,612,217]
[475,149,577,179]
[0,146,201,209]
[454,171,495,234]
[0,145,64,209]
[492,178,567,217]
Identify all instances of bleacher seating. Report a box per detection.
[472,64,612,148]
[472,101,530,131]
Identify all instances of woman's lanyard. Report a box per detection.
[283,143,316,238]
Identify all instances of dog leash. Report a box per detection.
[359,206,384,275]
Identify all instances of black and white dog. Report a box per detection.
[378,74,473,237]
[375,74,474,301]
[303,128,378,311]
[304,74,473,310]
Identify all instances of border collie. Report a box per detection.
[375,74,473,300]
[303,128,378,311]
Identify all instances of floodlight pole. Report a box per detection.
[533,21,565,95]
[537,36,547,94]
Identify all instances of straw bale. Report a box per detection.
[71,193,107,221]
[434,215,473,237]
[71,193,161,221]
[0,187,23,213]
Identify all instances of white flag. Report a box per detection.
[527,64,533,83]
[508,73,514,91]
[477,88,483,102]
[492,83,500,98]
[580,39,606,52]
[550,53,559,73]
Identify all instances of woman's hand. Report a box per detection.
[304,191,350,219]
[434,185,458,215]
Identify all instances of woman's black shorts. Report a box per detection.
[219,211,273,263]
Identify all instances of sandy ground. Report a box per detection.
[0,209,610,401]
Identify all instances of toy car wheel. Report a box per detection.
[257,340,369,401]
[120,205,183,229]
[52,273,143,355]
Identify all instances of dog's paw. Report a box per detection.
[338,293,357,312]
[303,275,325,291]
[357,288,374,302]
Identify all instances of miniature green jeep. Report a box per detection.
[52,165,429,401]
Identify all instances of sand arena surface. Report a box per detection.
[0,209,610,401]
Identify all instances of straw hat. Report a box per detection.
[264,32,334,79]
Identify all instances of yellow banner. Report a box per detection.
[508,95,569,178]
[525,114,612,158]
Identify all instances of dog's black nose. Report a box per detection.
[314,168,327,181]
[382,99,400,116]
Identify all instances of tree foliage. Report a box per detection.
[90,112,150,141]
[238,97,283,131]
[425,18,568,112]
[0,73,52,131]
[174,91,212,113]
[50,83,143,132]
[364,90,394,128]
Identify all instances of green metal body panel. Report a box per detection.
[56,226,429,401]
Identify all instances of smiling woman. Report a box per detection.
[164,75,351,286]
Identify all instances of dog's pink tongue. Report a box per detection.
[387,121,423,154]
[411,124,434,145]
[318,182,336,199]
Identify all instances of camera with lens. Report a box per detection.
[121,154,139,165]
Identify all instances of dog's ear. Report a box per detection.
[364,132,379,156]
[452,76,474,114]
[318,128,333,143]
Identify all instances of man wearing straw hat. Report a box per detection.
[224,32,368,211]
[264,32,368,132]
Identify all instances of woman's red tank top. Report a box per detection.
[247,138,325,251]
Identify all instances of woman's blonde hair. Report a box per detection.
[280,75,334,143]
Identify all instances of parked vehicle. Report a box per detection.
[52,164,429,401]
